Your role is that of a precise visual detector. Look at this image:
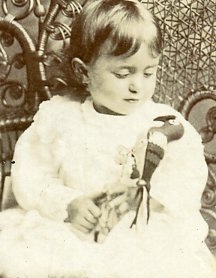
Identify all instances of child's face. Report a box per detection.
[86,43,159,115]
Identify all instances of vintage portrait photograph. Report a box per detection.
[0,0,216,277]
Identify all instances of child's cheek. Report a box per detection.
[145,78,157,97]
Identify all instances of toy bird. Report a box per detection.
[130,115,184,227]
[93,115,184,241]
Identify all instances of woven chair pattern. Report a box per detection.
[140,0,216,108]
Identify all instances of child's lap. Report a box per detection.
[0,208,215,278]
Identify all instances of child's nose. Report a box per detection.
[129,77,143,94]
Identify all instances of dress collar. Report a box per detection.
[81,96,154,125]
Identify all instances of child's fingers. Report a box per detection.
[84,211,98,225]
[88,201,101,218]
[79,217,95,231]
[73,223,91,234]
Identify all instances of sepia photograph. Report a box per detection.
[0,0,216,277]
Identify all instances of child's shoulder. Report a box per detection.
[35,95,81,116]
[33,94,84,125]
[30,95,83,141]
[146,100,181,117]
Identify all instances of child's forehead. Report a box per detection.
[94,43,160,68]
[92,19,159,58]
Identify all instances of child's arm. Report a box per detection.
[150,112,209,242]
[11,98,86,222]
[11,126,81,222]
[152,115,208,214]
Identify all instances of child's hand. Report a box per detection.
[66,194,101,234]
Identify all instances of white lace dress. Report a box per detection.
[0,95,215,278]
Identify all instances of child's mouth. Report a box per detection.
[124,99,140,103]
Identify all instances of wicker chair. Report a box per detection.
[0,0,216,256]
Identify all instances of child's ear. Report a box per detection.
[71,58,89,85]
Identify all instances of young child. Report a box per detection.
[0,0,215,277]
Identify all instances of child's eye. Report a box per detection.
[113,72,130,79]
[143,72,153,78]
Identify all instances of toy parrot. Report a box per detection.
[93,115,184,242]
[130,115,184,227]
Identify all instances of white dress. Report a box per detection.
[0,95,215,278]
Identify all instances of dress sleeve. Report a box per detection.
[150,113,211,246]
[151,111,208,217]
[11,96,83,222]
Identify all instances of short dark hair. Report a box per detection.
[70,0,162,62]
[66,0,162,93]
